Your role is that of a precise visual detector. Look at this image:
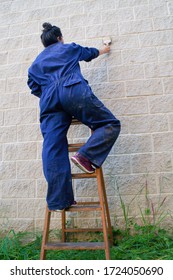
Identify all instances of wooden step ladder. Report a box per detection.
[40,119,113,260]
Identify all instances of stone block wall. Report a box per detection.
[0,0,173,233]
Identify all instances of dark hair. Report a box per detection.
[41,22,63,47]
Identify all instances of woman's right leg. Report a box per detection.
[59,82,121,168]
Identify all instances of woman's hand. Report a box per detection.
[99,45,111,55]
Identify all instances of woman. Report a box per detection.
[27,22,121,211]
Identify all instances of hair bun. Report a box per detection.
[42,22,52,31]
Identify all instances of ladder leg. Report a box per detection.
[99,168,113,245]
[61,210,66,242]
[96,168,110,260]
[40,206,51,260]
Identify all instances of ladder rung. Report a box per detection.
[44,242,105,250]
[64,228,103,233]
[66,205,101,212]
[68,143,84,152]
[77,202,100,205]
[72,173,96,179]
[71,119,82,125]
[49,202,100,213]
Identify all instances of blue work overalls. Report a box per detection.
[28,42,121,210]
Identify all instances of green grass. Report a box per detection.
[1,225,173,260]
[1,176,173,260]
[112,226,173,260]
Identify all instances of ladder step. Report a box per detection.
[64,228,103,233]
[68,143,84,152]
[77,202,100,205]
[72,173,97,179]
[66,205,101,212]
[49,202,100,213]
[71,119,82,125]
[44,242,105,250]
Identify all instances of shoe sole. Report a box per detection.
[71,157,95,174]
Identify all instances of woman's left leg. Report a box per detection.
[40,111,74,210]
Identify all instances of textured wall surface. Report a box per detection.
[0,0,173,233]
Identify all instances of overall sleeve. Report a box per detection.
[71,43,99,62]
[79,46,99,62]
[27,74,42,98]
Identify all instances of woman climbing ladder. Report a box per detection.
[27,22,121,211]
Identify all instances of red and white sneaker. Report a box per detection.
[71,153,95,174]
